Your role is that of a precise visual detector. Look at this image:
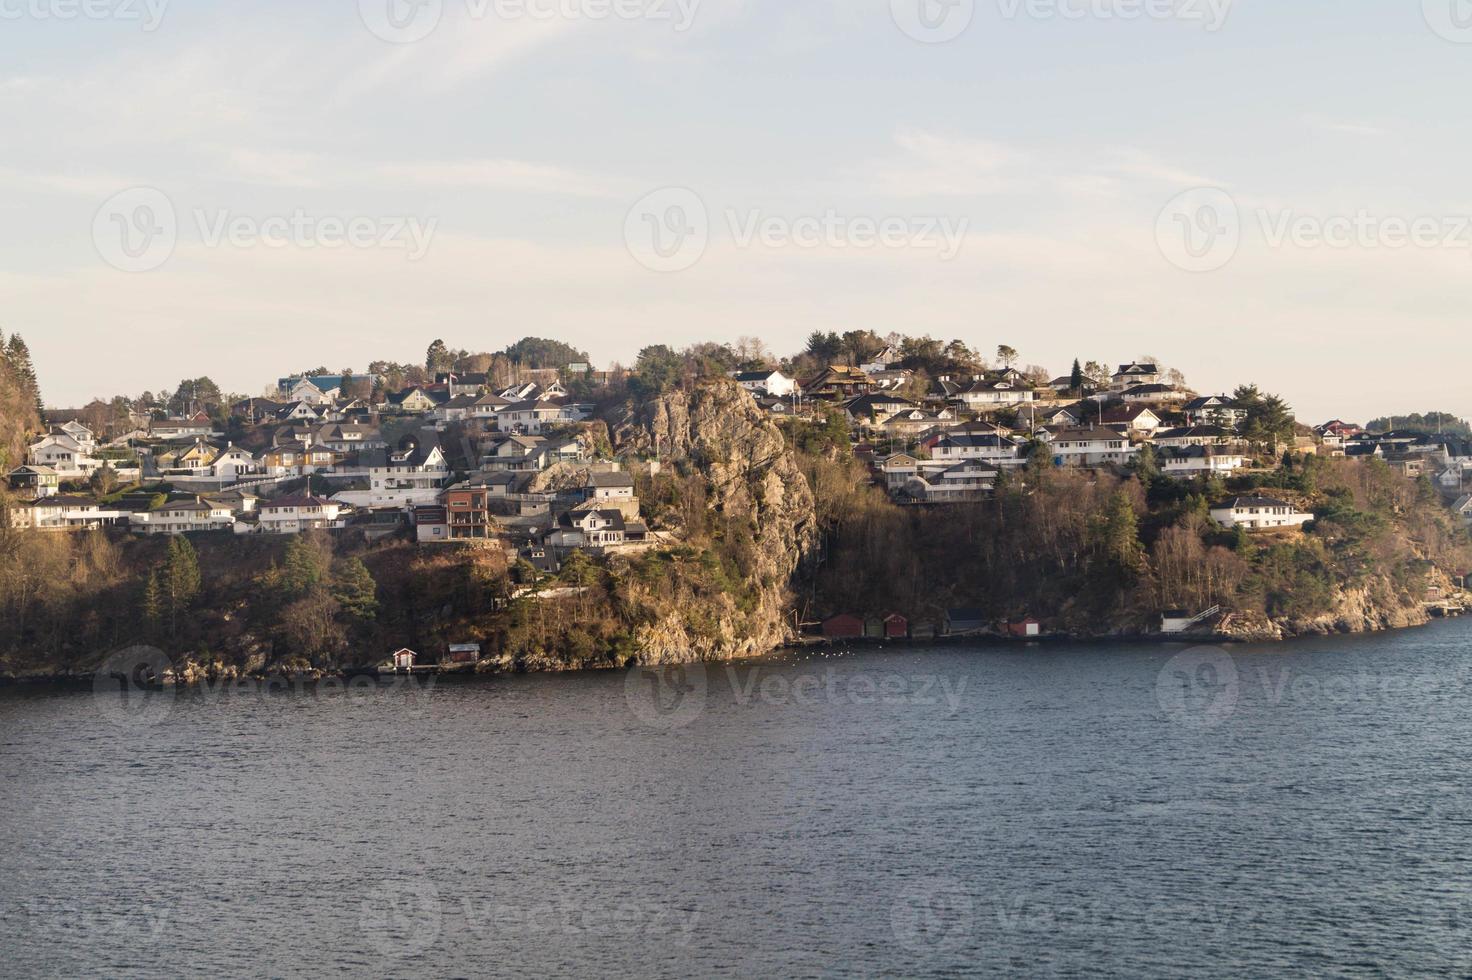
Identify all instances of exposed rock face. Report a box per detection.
[614,379,818,664]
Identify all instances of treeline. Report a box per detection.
[803,448,1471,633]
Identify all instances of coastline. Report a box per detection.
[4,606,1463,689]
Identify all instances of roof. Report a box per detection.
[588,471,634,488]
[1215,496,1296,510]
[263,495,335,509]
[35,495,98,508]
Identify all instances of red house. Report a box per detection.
[883,614,909,639]
[1006,618,1042,638]
[822,614,864,639]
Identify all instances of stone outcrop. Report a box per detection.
[613,379,818,664]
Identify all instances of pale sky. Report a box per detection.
[3,0,1470,423]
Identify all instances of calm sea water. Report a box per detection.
[5,620,1472,978]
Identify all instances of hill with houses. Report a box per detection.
[1,334,1470,678]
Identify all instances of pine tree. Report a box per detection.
[331,558,378,621]
[164,536,201,638]
[6,334,42,415]
[142,571,163,632]
[426,338,451,375]
[1070,358,1084,391]
[281,536,328,598]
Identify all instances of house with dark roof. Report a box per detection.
[1209,496,1312,531]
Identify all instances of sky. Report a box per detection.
[2,0,1470,423]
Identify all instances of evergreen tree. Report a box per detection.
[280,536,328,599]
[426,338,452,375]
[6,334,42,415]
[1069,358,1084,391]
[331,558,378,622]
[164,536,201,638]
[142,571,163,632]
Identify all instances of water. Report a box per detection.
[5,619,1472,977]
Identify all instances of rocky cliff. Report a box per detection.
[613,379,818,664]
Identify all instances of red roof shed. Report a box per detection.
[883,614,909,639]
[822,614,865,639]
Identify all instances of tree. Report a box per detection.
[630,345,683,399]
[89,463,119,497]
[141,571,163,632]
[163,536,201,639]
[426,338,453,375]
[1129,443,1160,482]
[997,345,1019,370]
[1093,489,1144,574]
[280,535,330,599]
[1069,359,1084,391]
[805,331,843,364]
[332,558,378,622]
[6,334,42,415]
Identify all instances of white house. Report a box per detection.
[258,495,345,534]
[130,498,236,535]
[1113,362,1161,388]
[585,471,636,501]
[931,432,1024,466]
[1040,428,1139,467]
[954,379,1037,409]
[330,438,448,507]
[731,370,796,398]
[1153,425,1238,449]
[1159,446,1247,478]
[901,460,997,503]
[27,434,102,477]
[1210,496,1313,531]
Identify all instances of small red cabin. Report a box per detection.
[883,614,909,639]
[822,614,865,639]
[1006,619,1041,638]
